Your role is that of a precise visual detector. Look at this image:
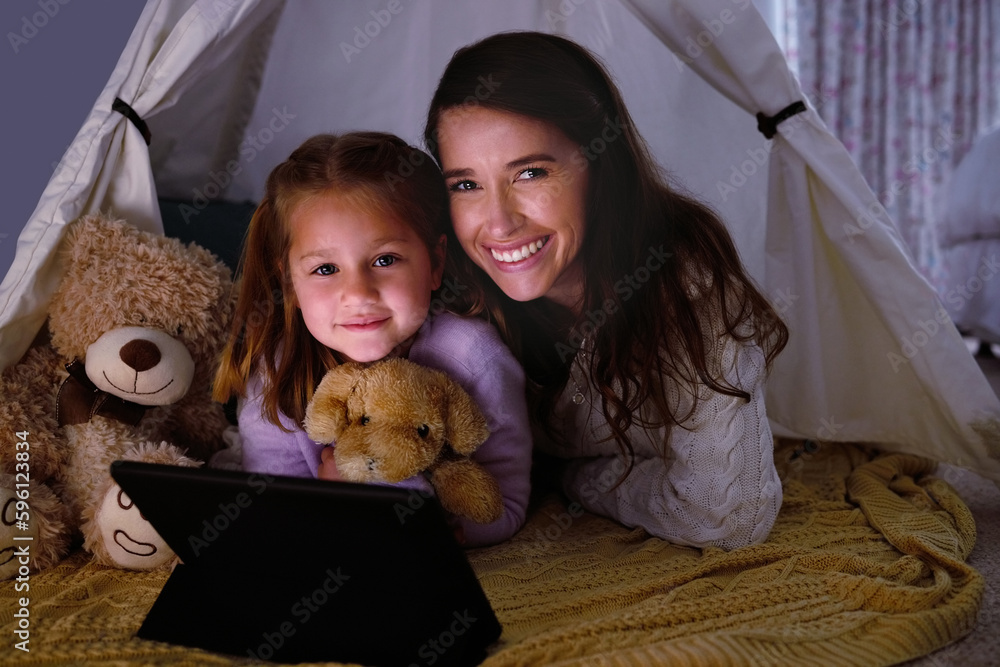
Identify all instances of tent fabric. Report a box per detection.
[1,0,998,482]
[0,0,284,375]
[620,0,1000,481]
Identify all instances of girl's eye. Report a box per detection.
[449,179,478,192]
[516,167,548,181]
[314,264,337,276]
[373,255,396,268]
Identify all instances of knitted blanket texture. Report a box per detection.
[0,441,984,666]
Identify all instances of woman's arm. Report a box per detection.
[561,341,781,550]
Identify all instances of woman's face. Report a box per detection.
[436,107,588,310]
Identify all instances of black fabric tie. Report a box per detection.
[756,100,807,139]
[112,97,152,145]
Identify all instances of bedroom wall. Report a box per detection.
[0,1,144,287]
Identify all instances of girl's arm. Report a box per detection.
[411,315,533,548]
[238,375,324,478]
[452,345,533,547]
[561,341,781,550]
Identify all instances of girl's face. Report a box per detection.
[436,107,589,311]
[287,193,445,363]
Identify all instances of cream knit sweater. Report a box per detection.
[536,335,781,550]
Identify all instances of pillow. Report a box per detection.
[939,127,1000,248]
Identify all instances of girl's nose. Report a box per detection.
[341,271,378,305]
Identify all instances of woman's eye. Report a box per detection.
[516,167,548,181]
[314,264,337,276]
[373,255,396,268]
[449,180,478,192]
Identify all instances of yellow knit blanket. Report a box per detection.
[0,442,983,666]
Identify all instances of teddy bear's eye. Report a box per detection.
[175,324,183,336]
[2,498,15,526]
[117,489,134,510]
[417,424,429,439]
[360,415,370,426]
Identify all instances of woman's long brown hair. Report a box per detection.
[213,133,450,429]
[425,32,788,479]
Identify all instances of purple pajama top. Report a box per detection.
[237,312,532,547]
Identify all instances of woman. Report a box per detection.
[424,31,788,550]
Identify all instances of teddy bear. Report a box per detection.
[304,357,504,524]
[0,213,235,578]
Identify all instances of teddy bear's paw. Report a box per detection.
[0,477,74,579]
[0,484,40,580]
[89,484,175,570]
[431,458,504,524]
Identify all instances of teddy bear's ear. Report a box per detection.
[303,364,364,443]
[440,376,491,455]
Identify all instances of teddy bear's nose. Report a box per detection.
[119,339,162,372]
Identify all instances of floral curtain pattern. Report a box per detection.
[785,0,1000,292]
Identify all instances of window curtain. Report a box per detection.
[786,1,1000,292]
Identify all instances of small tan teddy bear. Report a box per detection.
[0,213,234,577]
[304,357,503,524]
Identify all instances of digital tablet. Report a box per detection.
[111,460,502,666]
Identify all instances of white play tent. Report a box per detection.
[2,0,998,483]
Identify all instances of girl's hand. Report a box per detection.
[449,517,466,546]
[317,446,341,481]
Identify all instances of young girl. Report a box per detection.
[214,132,532,547]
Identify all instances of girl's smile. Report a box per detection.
[340,317,389,331]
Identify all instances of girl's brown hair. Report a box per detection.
[425,32,788,478]
[214,132,449,428]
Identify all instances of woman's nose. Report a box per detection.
[483,189,523,239]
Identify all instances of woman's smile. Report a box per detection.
[488,235,550,265]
